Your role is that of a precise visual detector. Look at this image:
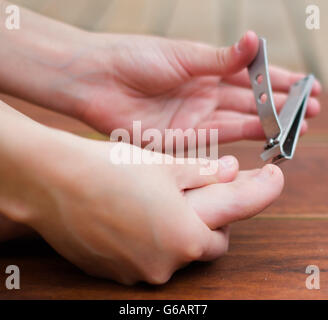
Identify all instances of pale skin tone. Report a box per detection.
[0,3,321,284]
[0,102,284,284]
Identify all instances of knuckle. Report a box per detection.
[216,48,227,69]
[173,226,205,261]
[182,242,204,261]
[119,277,139,286]
[144,266,173,285]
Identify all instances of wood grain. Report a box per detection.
[0,93,326,299]
[1,219,327,300]
[0,0,327,298]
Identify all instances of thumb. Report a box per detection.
[174,30,259,77]
[173,155,239,190]
[186,164,284,229]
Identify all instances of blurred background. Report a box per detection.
[10,0,328,88]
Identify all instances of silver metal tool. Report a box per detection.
[247,37,315,164]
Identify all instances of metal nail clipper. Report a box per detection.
[247,37,315,164]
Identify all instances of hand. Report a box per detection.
[0,8,321,145]
[65,31,321,144]
[0,101,284,284]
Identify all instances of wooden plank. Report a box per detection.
[305,93,328,135]
[1,219,327,299]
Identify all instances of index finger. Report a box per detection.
[222,65,322,96]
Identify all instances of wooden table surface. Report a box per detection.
[0,93,327,300]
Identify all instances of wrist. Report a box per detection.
[0,102,44,223]
[0,100,104,227]
[0,3,92,118]
[0,101,68,225]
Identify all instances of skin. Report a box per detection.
[0,6,321,145]
[0,102,283,284]
[0,3,320,284]
[70,32,320,145]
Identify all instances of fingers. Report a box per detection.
[198,113,308,143]
[174,31,259,77]
[186,164,284,229]
[223,65,322,96]
[197,116,265,142]
[173,155,239,190]
[217,85,321,118]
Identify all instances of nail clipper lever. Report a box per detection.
[247,38,315,164]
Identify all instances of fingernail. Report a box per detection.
[311,98,321,114]
[219,156,236,169]
[236,31,252,52]
[256,164,275,181]
[235,34,245,53]
[314,80,322,94]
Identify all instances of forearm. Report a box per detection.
[0,102,41,240]
[0,99,100,226]
[0,1,92,117]
[0,102,38,223]
[0,100,61,229]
